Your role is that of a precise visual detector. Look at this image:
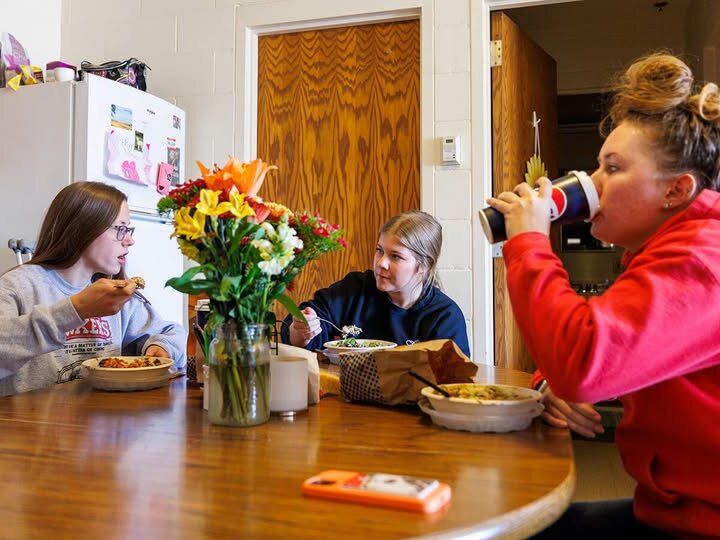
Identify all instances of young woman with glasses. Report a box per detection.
[0,181,186,396]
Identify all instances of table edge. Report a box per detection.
[413,461,576,540]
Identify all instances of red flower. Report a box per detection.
[338,237,348,248]
[314,227,330,237]
[246,196,271,223]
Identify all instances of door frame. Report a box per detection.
[469,0,577,364]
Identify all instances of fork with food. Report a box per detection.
[315,318,362,338]
[288,306,362,346]
[114,276,151,305]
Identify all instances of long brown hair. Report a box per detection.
[602,52,720,191]
[380,210,443,291]
[30,182,127,277]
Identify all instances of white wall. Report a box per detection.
[54,0,482,360]
[12,0,715,363]
[2,0,62,70]
[507,0,693,93]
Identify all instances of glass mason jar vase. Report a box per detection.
[208,321,271,427]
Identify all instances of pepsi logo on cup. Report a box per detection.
[479,171,599,244]
[550,186,567,219]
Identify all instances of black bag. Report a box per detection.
[80,58,149,91]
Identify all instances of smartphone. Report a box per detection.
[302,470,452,513]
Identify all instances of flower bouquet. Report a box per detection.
[158,156,346,425]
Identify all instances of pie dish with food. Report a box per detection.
[322,339,397,364]
[420,383,542,415]
[81,356,177,391]
[418,397,543,433]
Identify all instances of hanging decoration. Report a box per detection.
[524,111,548,187]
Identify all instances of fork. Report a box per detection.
[113,283,152,305]
[315,317,345,335]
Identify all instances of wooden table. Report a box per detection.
[0,366,574,539]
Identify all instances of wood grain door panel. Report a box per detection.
[491,12,559,371]
[257,21,420,319]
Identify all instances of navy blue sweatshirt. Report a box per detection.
[281,270,470,357]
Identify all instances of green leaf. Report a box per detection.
[219,275,243,299]
[166,278,216,295]
[277,294,306,322]
[206,311,224,328]
[164,265,206,288]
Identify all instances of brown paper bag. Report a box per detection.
[338,339,477,405]
[391,339,477,383]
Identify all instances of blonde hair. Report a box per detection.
[602,52,720,191]
[380,210,442,291]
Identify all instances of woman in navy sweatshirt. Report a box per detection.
[281,210,470,357]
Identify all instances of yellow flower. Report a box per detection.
[264,201,293,221]
[173,207,206,240]
[196,189,232,217]
[177,238,201,262]
[227,191,255,219]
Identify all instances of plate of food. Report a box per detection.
[420,383,542,416]
[322,338,397,363]
[81,356,177,392]
[418,397,543,433]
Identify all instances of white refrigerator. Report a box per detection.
[0,75,186,326]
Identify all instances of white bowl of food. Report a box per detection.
[420,383,542,416]
[418,397,543,433]
[81,356,177,391]
[322,338,397,364]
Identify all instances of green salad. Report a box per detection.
[334,338,385,348]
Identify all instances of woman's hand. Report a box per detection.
[70,278,136,320]
[145,345,170,358]
[288,306,322,347]
[541,385,605,439]
[487,177,553,240]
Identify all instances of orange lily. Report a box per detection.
[196,157,278,196]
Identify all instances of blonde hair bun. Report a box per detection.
[602,52,720,192]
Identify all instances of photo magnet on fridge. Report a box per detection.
[167,139,180,185]
[110,104,132,130]
[156,162,173,195]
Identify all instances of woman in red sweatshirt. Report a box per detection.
[488,53,720,539]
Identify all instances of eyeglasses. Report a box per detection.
[111,225,135,241]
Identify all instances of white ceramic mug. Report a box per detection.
[270,356,308,414]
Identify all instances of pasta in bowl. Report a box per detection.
[421,383,542,416]
[81,356,177,391]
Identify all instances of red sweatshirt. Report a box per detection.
[503,189,720,539]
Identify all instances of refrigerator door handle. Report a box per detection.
[130,210,172,225]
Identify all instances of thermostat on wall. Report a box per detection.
[441,135,461,165]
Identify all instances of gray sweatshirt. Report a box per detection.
[0,264,187,396]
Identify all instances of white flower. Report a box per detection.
[251,222,303,276]
[258,258,284,276]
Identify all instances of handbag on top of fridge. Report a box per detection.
[80,58,150,91]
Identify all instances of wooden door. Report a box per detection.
[491,11,558,372]
[257,21,420,316]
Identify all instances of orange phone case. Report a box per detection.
[302,470,452,513]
